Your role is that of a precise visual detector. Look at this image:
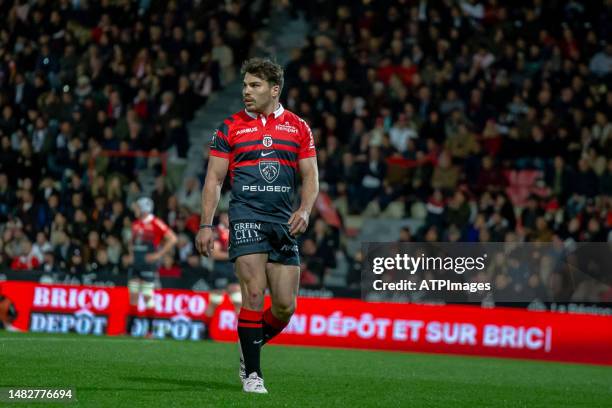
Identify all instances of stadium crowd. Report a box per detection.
[0,0,267,282]
[282,0,612,296]
[0,0,611,300]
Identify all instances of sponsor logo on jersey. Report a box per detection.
[259,160,280,183]
[236,127,258,135]
[242,185,292,192]
[275,122,298,134]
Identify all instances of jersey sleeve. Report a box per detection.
[152,217,170,237]
[298,118,316,159]
[209,121,231,159]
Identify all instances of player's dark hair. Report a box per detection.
[241,58,284,92]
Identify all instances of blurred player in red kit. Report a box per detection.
[127,197,177,336]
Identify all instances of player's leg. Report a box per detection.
[134,269,158,337]
[228,221,272,392]
[127,278,141,335]
[263,262,300,344]
[140,277,156,336]
[262,223,300,344]
[235,253,268,382]
[128,278,141,306]
[140,270,156,310]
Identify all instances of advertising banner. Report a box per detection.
[1,282,124,336]
[127,288,210,340]
[210,297,612,366]
[0,281,211,340]
[1,281,611,366]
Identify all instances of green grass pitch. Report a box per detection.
[1,331,611,407]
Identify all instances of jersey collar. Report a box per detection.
[141,214,154,223]
[245,104,284,121]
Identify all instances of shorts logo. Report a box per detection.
[281,244,298,252]
[259,160,280,183]
[263,135,273,148]
[233,223,262,244]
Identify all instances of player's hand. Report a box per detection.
[195,227,215,257]
[288,208,309,236]
[145,253,161,263]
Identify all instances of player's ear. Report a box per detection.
[272,84,280,98]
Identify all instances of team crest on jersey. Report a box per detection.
[262,135,273,148]
[259,160,280,183]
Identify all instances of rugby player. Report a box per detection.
[127,197,177,336]
[195,58,319,394]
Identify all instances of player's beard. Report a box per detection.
[245,94,273,114]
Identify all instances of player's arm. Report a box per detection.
[289,119,319,236]
[201,156,229,226]
[145,220,178,263]
[196,155,229,256]
[289,157,319,236]
[151,229,178,262]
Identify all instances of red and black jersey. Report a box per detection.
[209,105,316,224]
[132,214,170,268]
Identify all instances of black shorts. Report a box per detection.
[229,221,300,266]
[131,249,158,283]
[128,266,156,283]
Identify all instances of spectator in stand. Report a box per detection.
[159,254,181,278]
[0,0,270,279]
[177,177,202,215]
[10,239,40,270]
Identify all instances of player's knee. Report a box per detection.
[128,280,140,293]
[242,286,264,309]
[245,291,264,309]
[128,280,140,304]
[273,301,295,321]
